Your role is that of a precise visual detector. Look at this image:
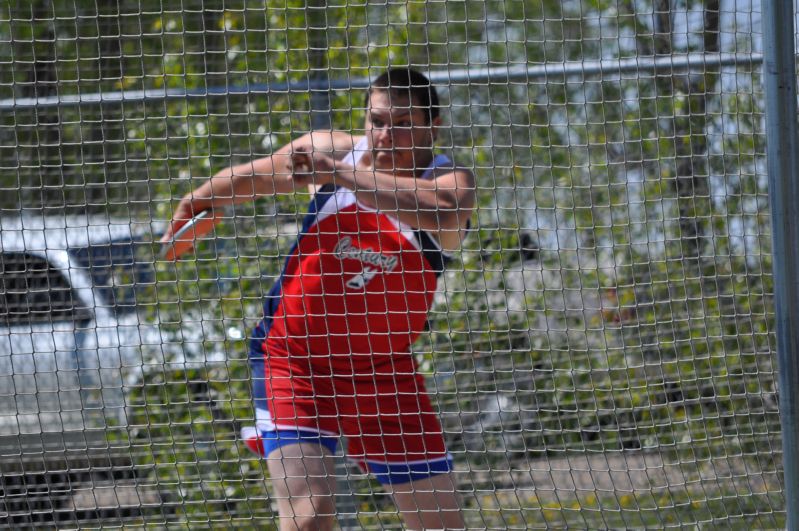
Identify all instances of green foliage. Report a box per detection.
[118,366,278,527]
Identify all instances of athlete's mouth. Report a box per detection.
[373,150,396,161]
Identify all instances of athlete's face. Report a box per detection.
[364,90,440,176]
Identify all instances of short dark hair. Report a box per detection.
[365,68,440,124]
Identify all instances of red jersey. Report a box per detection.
[250,146,453,376]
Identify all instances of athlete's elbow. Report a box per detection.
[432,187,475,213]
[428,191,461,213]
[423,209,463,232]
[432,197,473,226]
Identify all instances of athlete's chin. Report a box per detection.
[374,152,414,173]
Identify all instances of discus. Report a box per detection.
[160,210,216,261]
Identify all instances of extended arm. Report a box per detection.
[161,130,354,250]
[177,131,352,212]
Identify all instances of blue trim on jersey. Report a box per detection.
[367,456,454,485]
[248,356,268,414]
[418,153,452,276]
[249,184,339,356]
[416,229,450,275]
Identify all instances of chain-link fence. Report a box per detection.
[0,1,782,528]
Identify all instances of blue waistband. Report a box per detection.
[365,457,453,485]
[252,429,452,485]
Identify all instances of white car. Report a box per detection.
[0,215,200,453]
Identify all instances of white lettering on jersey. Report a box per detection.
[334,236,398,290]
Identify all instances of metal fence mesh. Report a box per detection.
[0,1,782,528]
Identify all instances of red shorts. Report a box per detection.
[251,356,450,468]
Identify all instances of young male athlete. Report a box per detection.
[162,68,475,530]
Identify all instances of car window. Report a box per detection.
[68,240,155,316]
[0,252,93,325]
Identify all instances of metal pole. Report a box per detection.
[0,53,762,112]
[762,1,799,527]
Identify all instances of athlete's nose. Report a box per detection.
[373,123,392,147]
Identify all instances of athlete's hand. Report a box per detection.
[290,147,347,186]
[290,147,312,175]
[160,198,223,260]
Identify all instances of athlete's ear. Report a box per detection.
[431,116,443,141]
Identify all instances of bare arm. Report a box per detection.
[161,130,355,247]
[180,131,353,211]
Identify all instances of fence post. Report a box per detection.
[762,1,799,527]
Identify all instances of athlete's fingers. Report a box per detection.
[291,148,312,174]
[160,203,196,243]
[160,209,221,261]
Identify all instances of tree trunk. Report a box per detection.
[631,0,721,262]
[673,0,721,261]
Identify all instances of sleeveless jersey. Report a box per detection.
[250,139,453,375]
